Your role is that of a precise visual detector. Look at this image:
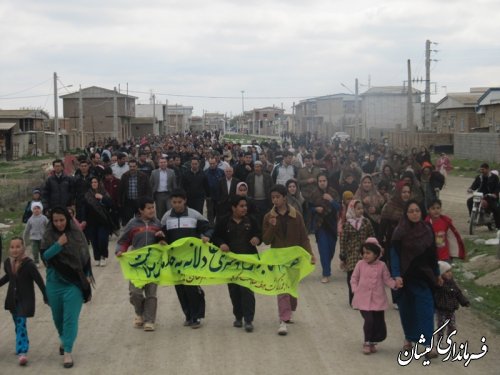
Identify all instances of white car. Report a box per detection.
[331,132,350,142]
[241,144,263,154]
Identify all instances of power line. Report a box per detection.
[0,78,52,98]
[0,93,52,100]
[127,89,312,100]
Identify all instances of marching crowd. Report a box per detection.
[3,130,493,368]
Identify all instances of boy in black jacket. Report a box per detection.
[161,189,212,328]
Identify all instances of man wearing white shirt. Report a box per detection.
[111,153,129,179]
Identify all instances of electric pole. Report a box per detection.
[53,72,60,156]
[113,87,118,140]
[407,59,415,138]
[79,85,83,149]
[424,39,431,130]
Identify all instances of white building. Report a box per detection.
[361,86,422,137]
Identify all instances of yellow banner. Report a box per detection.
[118,237,314,297]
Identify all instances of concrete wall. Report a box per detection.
[387,131,453,149]
[454,133,500,162]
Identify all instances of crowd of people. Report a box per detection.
[1,130,490,368]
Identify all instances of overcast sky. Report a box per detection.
[1,0,499,116]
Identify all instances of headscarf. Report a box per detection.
[286,179,305,215]
[391,200,436,286]
[380,183,410,222]
[236,182,248,195]
[354,175,385,222]
[346,199,363,230]
[310,178,340,232]
[41,207,93,302]
[84,179,113,228]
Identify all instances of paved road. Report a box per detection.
[0,175,498,374]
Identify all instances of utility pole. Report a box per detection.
[407,59,415,139]
[79,85,83,149]
[424,39,432,130]
[165,100,169,134]
[113,87,118,140]
[152,94,156,135]
[355,78,361,139]
[240,90,245,134]
[53,72,60,156]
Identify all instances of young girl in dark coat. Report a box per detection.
[0,237,47,366]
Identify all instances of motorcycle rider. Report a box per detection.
[467,163,500,229]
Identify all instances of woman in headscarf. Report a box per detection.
[354,175,386,238]
[326,154,342,192]
[84,177,115,267]
[390,200,440,358]
[286,179,305,216]
[398,171,425,210]
[310,173,341,283]
[375,164,396,193]
[235,182,258,220]
[379,183,412,306]
[41,207,93,368]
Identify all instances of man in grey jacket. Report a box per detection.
[150,156,177,220]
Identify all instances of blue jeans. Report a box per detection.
[397,280,435,346]
[315,227,337,277]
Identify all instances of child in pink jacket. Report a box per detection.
[350,237,398,354]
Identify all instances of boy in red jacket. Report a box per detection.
[425,199,466,261]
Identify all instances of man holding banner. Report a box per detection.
[263,185,315,336]
[161,189,213,329]
[213,195,261,333]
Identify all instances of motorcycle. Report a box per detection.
[469,191,495,235]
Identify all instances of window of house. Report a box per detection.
[20,118,34,132]
[460,118,465,132]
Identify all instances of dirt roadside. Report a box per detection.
[0,174,498,374]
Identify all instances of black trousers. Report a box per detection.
[175,285,205,322]
[120,199,138,226]
[360,310,387,343]
[187,198,205,215]
[228,283,255,323]
[347,270,354,306]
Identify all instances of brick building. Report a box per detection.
[60,86,136,146]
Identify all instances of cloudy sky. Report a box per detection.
[1,0,499,116]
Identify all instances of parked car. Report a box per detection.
[241,144,263,154]
[331,132,350,143]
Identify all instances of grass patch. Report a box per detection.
[0,204,25,261]
[452,238,500,331]
[442,157,500,178]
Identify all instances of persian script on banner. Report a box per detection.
[118,237,315,297]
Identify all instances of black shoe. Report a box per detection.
[190,319,202,329]
[59,346,64,355]
[244,321,254,332]
[63,361,74,369]
[233,319,243,328]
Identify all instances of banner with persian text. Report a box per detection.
[118,237,314,297]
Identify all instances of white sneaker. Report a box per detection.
[95,260,101,267]
[100,258,107,267]
[278,321,288,336]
